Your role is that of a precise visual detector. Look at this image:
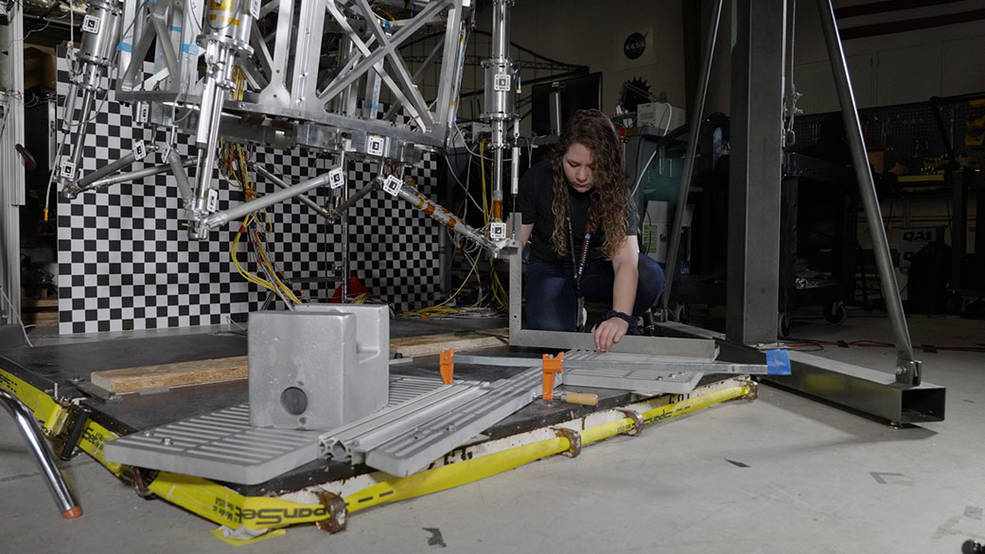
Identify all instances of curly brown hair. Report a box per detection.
[550,109,628,260]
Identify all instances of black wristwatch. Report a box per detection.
[603,310,638,333]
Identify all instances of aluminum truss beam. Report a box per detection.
[454,352,768,375]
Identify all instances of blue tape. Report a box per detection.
[180,43,199,55]
[116,42,132,52]
[170,25,182,32]
[766,349,791,375]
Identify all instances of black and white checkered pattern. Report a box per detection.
[55,54,441,334]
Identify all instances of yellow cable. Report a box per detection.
[400,254,479,318]
[254,235,301,304]
[231,217,278,293]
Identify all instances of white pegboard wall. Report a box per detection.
[55,53,442,334]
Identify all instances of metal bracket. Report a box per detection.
[315,492,348,533]
[616,409,644,437]
[128,466,158,498]
[553,427,581,458]
[895,359,922,387]
[57,406,92,460]
[743,380,760,401]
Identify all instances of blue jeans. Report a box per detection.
[524,254,665,331]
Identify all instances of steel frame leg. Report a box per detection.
[816,0,920,385]
[661,0,724,312]
[0,388,81,518]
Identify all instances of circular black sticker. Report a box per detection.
[624,32,646,60]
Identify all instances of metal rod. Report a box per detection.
[661,0,724,311]
[88,159,194,191]
[816,0,918,384]
[254,164,332,218]
[203,171,334,229]
[78,150,142,188]
[341,163,350,301]
[0,388,81,518]
[68,89,94,172]
[165,148,194,207]
[393,181,506,254]
[193,82,227,214]
[383,38,443,122]
[329,180,378,221]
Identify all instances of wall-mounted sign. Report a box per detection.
[624,32,646,60]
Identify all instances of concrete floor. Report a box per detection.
[1,313,983,553]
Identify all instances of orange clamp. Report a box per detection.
[439,348,455,384]
[541,352,565,401]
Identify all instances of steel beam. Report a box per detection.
[653,321,945,425]
[726,0,786,345]
[0,5,25,326]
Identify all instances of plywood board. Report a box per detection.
[91,356,249,394]
[389,328,508,358]
[91,328,509,394]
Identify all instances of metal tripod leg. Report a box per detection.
[660,0,724,313]
[816,0,920,385]
[0,388,82,518]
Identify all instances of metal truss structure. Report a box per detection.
[53,0,517,253]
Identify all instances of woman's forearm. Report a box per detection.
[611,262,638,315]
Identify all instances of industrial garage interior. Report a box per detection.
[0,0,982,552]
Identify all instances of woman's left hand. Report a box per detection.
[594,317,629,352]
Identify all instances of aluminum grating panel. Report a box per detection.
[103,374,446,485]
[562,367,704,395]
[102,404,318,485]
[364,368,546,477]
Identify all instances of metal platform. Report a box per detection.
[103,346,772,483]
[103,374,447,484]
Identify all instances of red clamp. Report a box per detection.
[439,348,455,384]
[542,352,564,401]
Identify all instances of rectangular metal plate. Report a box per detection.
[562,367,703,395]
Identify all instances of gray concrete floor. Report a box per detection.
[1,313,983,553]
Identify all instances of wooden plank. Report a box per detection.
[90,328,509,394]
[22,298,58,309]
[389,328,508,358]
[91,356,249,394]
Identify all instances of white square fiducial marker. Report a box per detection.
[207,189,219,213]
[60,160,76,180]
[134,102,149,124]
[82,15,101,34]
[133,140,147,161]
[329,167,345,189]
[490,222,507,240]
[494,73,511,92]
[383,175,403,196]
[367,135,385,157]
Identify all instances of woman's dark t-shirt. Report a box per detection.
[517,160,637,265]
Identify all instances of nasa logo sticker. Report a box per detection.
[624,32,646,60]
